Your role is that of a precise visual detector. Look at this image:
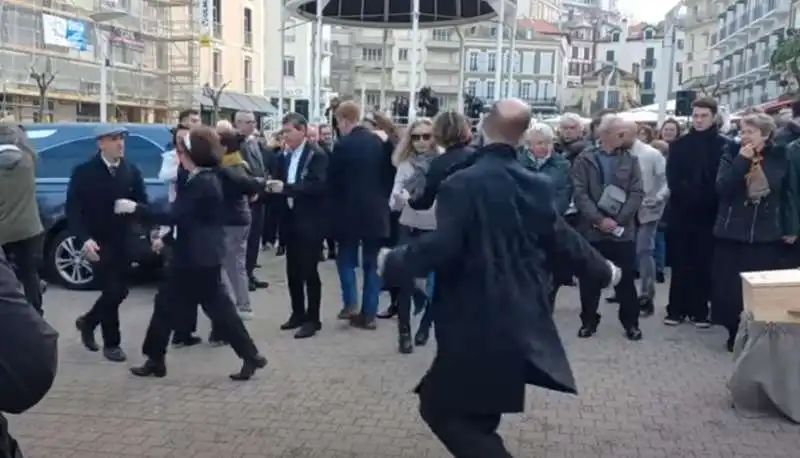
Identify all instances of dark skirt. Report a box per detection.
[710,239,784,329]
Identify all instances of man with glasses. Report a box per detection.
[235,111,270,292]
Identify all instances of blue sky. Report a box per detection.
[619,0,681,23]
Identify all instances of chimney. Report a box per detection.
[620,18,629,42]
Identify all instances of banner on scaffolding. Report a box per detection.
[197,0,214,47]
[41,14,87,51]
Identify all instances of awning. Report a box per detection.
[194,88,277,114]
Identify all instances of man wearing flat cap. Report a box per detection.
[66,125,149,362]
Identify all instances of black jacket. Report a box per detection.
[382,143,611,414]
[666,128,731,230]
[328,126,393,241]
[274,142,329,241]
[408,143,475,210]
[713,142,798,243]
[218,159,264,226]
[773,121,800,148]
[66,154,148,248]
[137,169,225,268]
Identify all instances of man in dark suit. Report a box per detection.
[379,99,620,457]
[328,101,393,330]
[66,125,148,362]
[266,113,329,339]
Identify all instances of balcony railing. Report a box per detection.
[745,96,754,106]
[736,61,745,74]
[244,31,253,48]
[749,54,759,70]
[213,22,222,39]
[724,67,733,79]
[642,58,657,68]
[760,93,769,102]
[710,33,717,45]
[686,52,694,62]
[642,84,656,92]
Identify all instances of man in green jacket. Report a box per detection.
[0,123,44,315]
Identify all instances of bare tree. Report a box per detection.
[29,57,57,122]
[203,81,231,124]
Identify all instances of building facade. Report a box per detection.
[595,20,686,106]
[679,0,719,96]
[710,0,791,111]
[329,19,568,115]
[0,0,275,123]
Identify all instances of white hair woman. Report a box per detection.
[555,113,589,161]
[385,117,438,354]
[711,112,798,352]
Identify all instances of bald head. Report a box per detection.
[484,98,532,146]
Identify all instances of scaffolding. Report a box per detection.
[0,0,197,122]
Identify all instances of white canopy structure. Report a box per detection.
[282,0,517,123]
[629,100,675,114]
[618,110,660,123]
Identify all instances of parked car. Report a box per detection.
[26,123,173,290]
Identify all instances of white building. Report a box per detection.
[596,20,685,106]
[264,11,333,121]
[710,0,791,111]
[679,0,719,95]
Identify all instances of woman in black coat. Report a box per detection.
[116,126,268,380]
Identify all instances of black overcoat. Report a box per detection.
[383,144,611,414]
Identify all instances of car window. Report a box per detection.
[35,134,164,179]
[35,138,96,179]
[124,134,163,179]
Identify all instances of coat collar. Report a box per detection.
[481,143,519,159]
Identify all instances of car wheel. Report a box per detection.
[47,230,97,290]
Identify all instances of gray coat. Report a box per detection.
[571,146,644,242]
[240,137,265,178]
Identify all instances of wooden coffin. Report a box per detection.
[741,269,800,324]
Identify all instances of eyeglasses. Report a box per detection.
[411,133,432,141]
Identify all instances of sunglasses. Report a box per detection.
[411,133,432,141]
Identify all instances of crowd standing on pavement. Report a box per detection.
[1,93,800,456]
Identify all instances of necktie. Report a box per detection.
[108,165,118,177]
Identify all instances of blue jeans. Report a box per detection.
[654,229,666,272]
[335,239,382,317]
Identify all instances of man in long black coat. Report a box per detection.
[380,99,618,457]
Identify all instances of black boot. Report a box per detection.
[75,316,99,352]
[414,327,430,346]
[230,355,268,381]
[399,332,413,354]
[578,314,601,338]
[130,358,167,378]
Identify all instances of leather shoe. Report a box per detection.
[230,355,267,381]
[377,305,398,319]
[399,333,413,354]
[103,347,127,362]
[294,322,318,339]
[280,316,305,330]
[130,359,166,378]
[75,317,99,352]
[414,328,430,346]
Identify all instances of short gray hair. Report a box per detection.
[0,122,34,156]
[234,111,255,123]
[215,119,234,132]
[525,123,556,144]
[559,112,584,128]
[740,113,776,137]
[596,114,624,134]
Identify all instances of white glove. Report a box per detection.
[607,260,622,288]
[377,248,392,276]
[114,198,138,214]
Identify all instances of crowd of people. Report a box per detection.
[2,93,800,456]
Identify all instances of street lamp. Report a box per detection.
[90,3,128,123]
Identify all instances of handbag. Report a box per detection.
[597,184,627,216]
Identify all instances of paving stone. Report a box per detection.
[7,254,800,457]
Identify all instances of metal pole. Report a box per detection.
[278,5,286,121]
[100,32,108,122]
[408,0,419,122]
[657,24,677,126]
[313,0,323,121]
[506,17,517,97]
[493,0,505,101]
[455,27,465,113]
[360,80,366,114]
[379,30,388,111]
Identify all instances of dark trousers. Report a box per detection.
[246,201,265,275]
[419,384,512,458]
[578,240,639,329]
[84,244,129,348]
[711,240,784,336]
[142,265,259,361]
[667,227,714,321]
[284,210,323,325]
[2,234,44,315]
[396,227,434,336]
[262,198,281,248]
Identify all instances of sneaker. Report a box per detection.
[693,319,711,329]
[238,308,254,321]
[663,315,683,326]
[624,327,643,341]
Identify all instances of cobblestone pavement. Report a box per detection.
[8,253,800,458]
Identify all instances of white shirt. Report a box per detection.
[284,142,305,208]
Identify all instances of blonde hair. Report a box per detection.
[392,117,433,166]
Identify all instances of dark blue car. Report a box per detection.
[26,123,173,290]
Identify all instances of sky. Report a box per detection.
[617,0,682,23]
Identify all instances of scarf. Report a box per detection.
[745,144,771,201]
[404,150,438,200]
[221,151,250,170]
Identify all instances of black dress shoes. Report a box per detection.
[377,305,398,319]
[230,355,268,381]
[280,316,305,330]
[130,359,167,378]
[103,347,127,362]
[399,333,413,354]
[172,335,202,347]
[75,317,99,352]
[275,246,286,256]
[294,322,319,339]
[414,328,430,346]
[248,276,269,291]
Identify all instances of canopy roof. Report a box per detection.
[285,0,514,29]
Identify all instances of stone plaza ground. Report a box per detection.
[8,253,800,457]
